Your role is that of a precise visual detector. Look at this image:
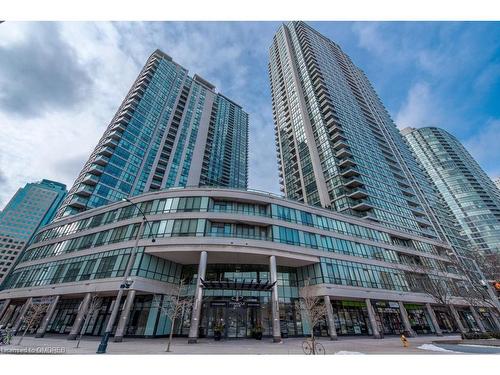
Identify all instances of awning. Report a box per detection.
[200,278,276,291]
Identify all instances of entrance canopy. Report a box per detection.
[200,278,276,291]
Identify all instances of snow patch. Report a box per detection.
[417,344,459,353]
[334,351,365,355]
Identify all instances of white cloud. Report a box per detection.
[394,81,442,129]
[0,21,281,209]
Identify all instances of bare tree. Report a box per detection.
[16,299,51,346]
[405,259,456,311]
[295,279,327,353]
[151,279,193,352]
[76,294,103,349]
[467,249,500,282]
[446,254,500,314]
[406,251,499,328]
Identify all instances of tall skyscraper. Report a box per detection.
[403,127,500,253]
[0,179,67,284]
[269,22,453,243]
[56,49,248,219]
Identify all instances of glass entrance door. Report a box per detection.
[226,306,247,338]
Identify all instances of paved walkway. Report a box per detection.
[0,333,480,355]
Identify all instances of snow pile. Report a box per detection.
[334,351,365,355]
[417,344,459,353]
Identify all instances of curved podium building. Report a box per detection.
[1,188,498,341]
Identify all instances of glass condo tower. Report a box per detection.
[403,127,500,253]
[56,49,248,219]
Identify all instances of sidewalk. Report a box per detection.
[0,334,465,355]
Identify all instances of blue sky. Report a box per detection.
[0,21,499,209]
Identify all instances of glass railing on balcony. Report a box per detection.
[68,196,89,209]
[94,155,110,166]
[88,164,105,175]
[75,184,94,197]
[82,174,99,186]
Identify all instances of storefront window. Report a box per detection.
[331,300,372,336]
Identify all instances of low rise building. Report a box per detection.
[1,188,498,341]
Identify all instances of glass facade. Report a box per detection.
[0,179,67,284]
[56,50,248,219]
[403,127,500,253]
[1,188,495,338]
[268,22,447,240]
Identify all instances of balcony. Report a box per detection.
[347,187,368,199]
[331,131,346,143]
[362,211,379,221]
[112,119,127,132]
[415,216,432,227]
[88,164,105,176]
[82,174,99,186]
[344,177,363,188]
[68,196,88,209]
[94,155,110,166]
[340,167,360,178]
[337,158,356,168]
[108,130,122,140]
[352,200,373,212]
[332,139,349,151]
[75,184,94,197]
[103,138,119,148]
[98,146,114,157]
[335,147,352,159]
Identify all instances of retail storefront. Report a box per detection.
[433,307,458,333]
[477,307,498,332]
[373,301,403,335]
[457,308,480,332]
[404,304,435,334]
[331,300,372,336]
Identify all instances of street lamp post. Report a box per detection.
[96,198,155,354]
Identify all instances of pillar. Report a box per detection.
[35,296,60,338]
[270,255,281,342]
[12,297,32,334]
[188,251,207,344]
[324,295,338,341]
[469,306,486,333]
[68,293,92,340]
[114,289,136,342]
[449,305,467,334]
[425,303,443,336]
[0,305,16,327]
[398,301,416,337]
[0,299,11,323]
[365,299,381,339]
[489,308,500,331]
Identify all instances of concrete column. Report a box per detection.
[68,293,92,340]
[114,289,136,342]
[12,297,32,334]
[425,303,443,336]
[324,295,338,341]
[489,309,500,331]
[449,305,467,334]
[270,255,281,342]
[398,301,416,337]
[0,299,11,323]
[0,305,16,327]
[35,296,60,338]
[365,299,381,339]
[469,306,486,333]
[188,251,207,344]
